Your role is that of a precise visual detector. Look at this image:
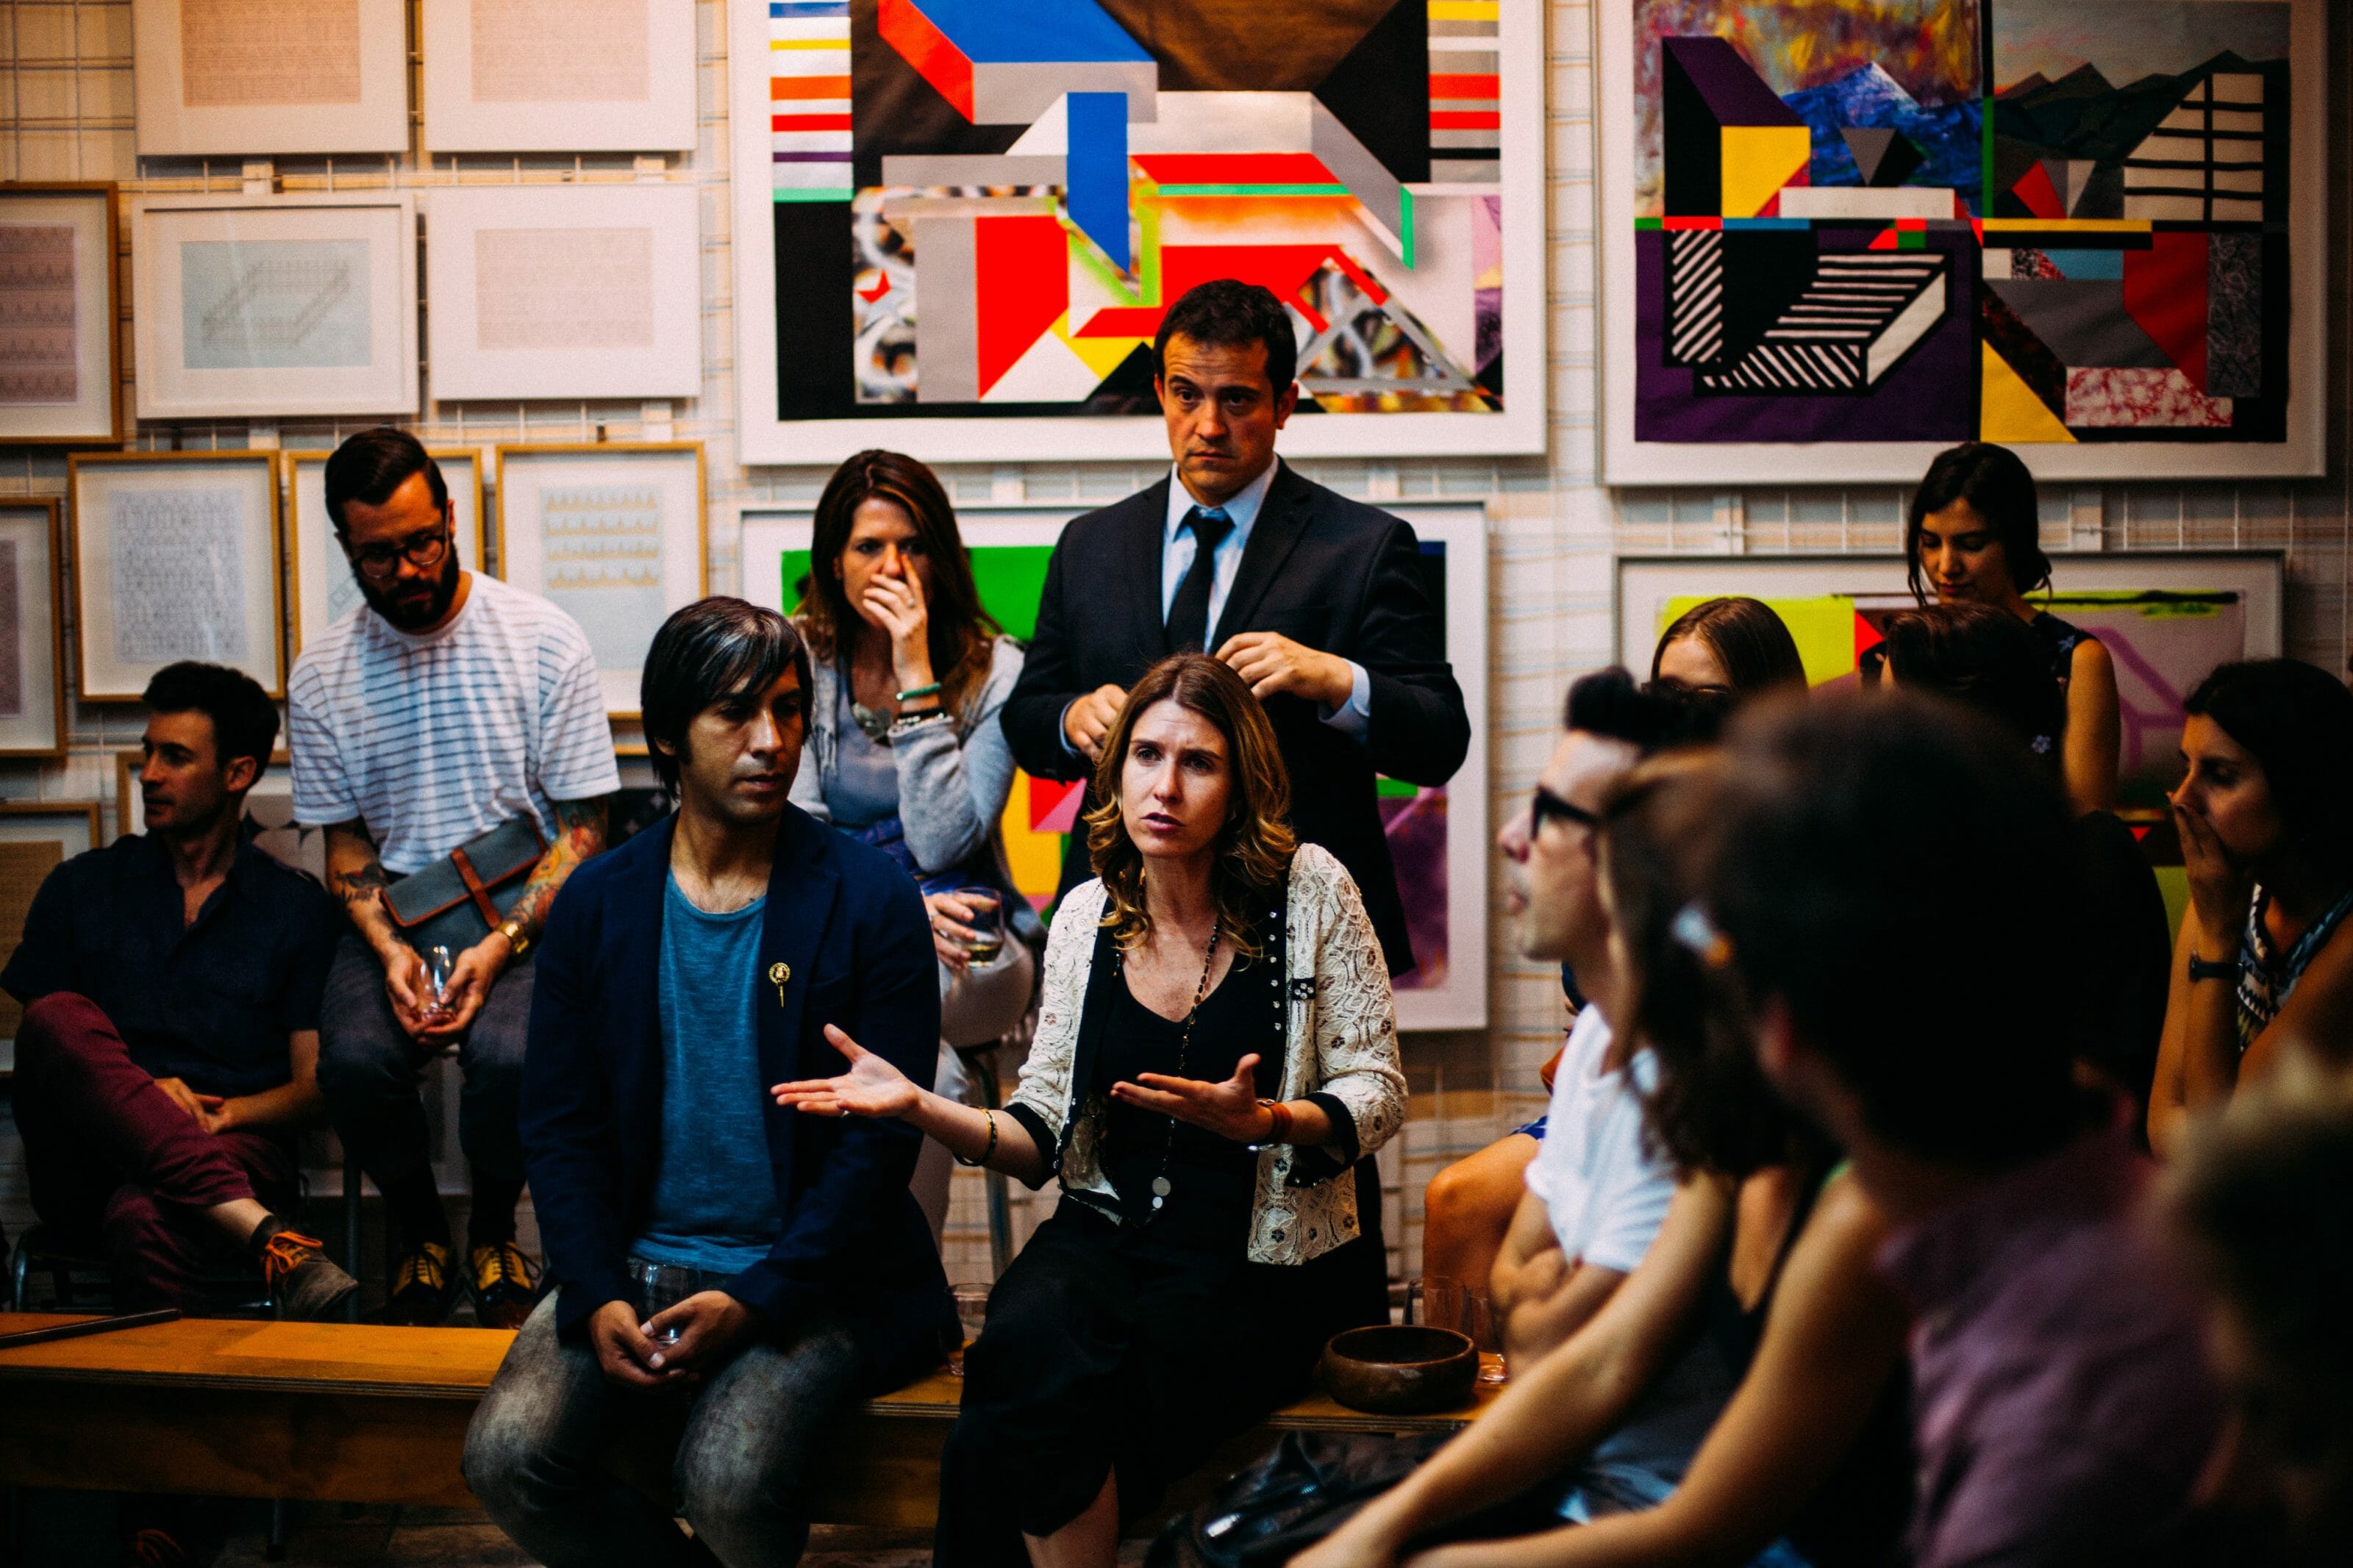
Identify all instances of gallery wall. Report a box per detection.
[1,0,2348,1277]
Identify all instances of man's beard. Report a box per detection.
[358,548,462,632]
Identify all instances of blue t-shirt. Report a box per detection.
[629,875,783,1275]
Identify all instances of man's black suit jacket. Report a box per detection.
[1001,462,1472,976]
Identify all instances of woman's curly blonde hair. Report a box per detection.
[1082,654,1296,959]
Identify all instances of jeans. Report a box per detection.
[316,932,531,1191]
[464,1289,867,1568]
[10,992,296,1309]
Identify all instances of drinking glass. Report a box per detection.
[423,944,456,1023]
[949,1284,990,1377]
[953,888,1006,970]
[1421,1275,1507,1385]
[631,1260,696,1345]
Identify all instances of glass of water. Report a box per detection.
[953,888,1006,970]
[631,1260,696,1345]
[949,1284,990,1377]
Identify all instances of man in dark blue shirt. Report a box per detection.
[3,662,354,1317]
[464,598,951,1568]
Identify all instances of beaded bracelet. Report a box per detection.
[895,681,942,702]
[955,1109,998,1167]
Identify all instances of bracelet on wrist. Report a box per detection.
[955,1108,999,1167]
[895,681,942,703]
[1257,1098,1293,1145]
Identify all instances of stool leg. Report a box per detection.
[265,1499,286,1561]
[342,1150,363,1325]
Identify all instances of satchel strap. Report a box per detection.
[450,844,504,930]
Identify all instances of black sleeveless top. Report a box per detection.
[2027,611,2096,689]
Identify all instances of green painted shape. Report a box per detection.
[1375,776,1420,798]
[1635,216,1665,231]
[780,549,813,612]
[2156,864,2189,941]
[774,189,853,203]
[1401,185,1416,271]
[779,543,1056,643]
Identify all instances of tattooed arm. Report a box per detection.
[326,818,435,1037]
[418,795,610,1042]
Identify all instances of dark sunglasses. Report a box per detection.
[1530,784,1600,835]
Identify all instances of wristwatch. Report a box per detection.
[2187,953,2236,983]
[498,917,532,960]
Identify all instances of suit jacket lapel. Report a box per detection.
[1211,462,1313,648]
[757,809,840,1191]
[1126,476,1176,662]
[614,817,675,1150]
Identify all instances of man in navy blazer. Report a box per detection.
[465,598,954,1568]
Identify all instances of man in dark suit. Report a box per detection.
[1002,279,1471,977]
[465,598,954,1568]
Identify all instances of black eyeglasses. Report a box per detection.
[1530,784,1600,835]
[346,524,451,582]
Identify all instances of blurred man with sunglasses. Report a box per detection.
[290,428,619,1326]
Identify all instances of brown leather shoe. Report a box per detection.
[468,1242,540,1330]
[385,1242,457,1326]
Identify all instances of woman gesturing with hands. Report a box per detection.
[774,653,1402,1568]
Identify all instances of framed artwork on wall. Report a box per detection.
[68,451,286,702]
[0,501,69,760]
[424,185,701,401]
[132,0,409,155]
[130,193,420,420]
[1615,551,2285,815]
[726,0,1547,465]
[0,801,102,1077]
[0,183,124,445]
[740,498,1490,1031]
[285,445,486,656]
[420,0,698,151]
[494,442,707,717]
[1597,0,2328,484]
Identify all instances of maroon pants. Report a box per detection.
[12,992,296,1311]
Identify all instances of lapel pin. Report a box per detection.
[768,961,792,1004]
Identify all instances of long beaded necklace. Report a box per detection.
[1141,920,1222,1215]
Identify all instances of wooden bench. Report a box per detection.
[0,1313,1495,1525]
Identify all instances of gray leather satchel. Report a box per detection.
[381,815,547,959]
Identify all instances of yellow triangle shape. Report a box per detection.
[1980,343,2077,443]
[1054,312,1146,381]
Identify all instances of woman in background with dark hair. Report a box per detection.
[1907,441,2120,813]
[2149,659,2353,1156]
[789,449,1032,1239]
[1649,596,1807,703]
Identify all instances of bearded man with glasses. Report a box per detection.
[290,428,620,1328]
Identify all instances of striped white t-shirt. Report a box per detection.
[289,572,621,873]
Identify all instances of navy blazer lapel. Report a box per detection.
[612,817,675,1147]
[757,808,840,1176]
[1124,476,1176,662]
[1212,462,1314,648]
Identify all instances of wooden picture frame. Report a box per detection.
[131,192,421,420]
[285,445,487,657]
[132,0,409,156]
[0,182,124,445]
[493,442,707,718]
[421,0,697,153]
[0,800,104,1076]
[68,450,286,702]
[0,500,70,759]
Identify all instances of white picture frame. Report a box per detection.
[68,451,286,702]
[0,183,124,445]
[131,193,420,420]
[724,0,1547,465]
[285,446,487,658]
[0,501,69,759]
[132,0,409,156]
[424,184,701,402]
[494,443,708,718]
[738,499,1490,1032]
[1596,0,2328,484]
[0,801,103,1077]
[421,0,698,152]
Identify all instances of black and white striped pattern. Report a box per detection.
[1665,230,1725,366]
[1698,253,1947,393]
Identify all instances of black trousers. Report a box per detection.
[935,1200,1374,1568]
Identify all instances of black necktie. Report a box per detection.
[1165,506,1234,653]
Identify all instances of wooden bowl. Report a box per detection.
[1317,1325,1478,1415]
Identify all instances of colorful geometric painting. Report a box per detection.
[1601,0,2324,482]
[731,0,1544,462]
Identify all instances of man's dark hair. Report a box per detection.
[640,598,813,792]
[1706,690,2084,1167]
[142,662,279,778]
[1152,279,1298,393]
[1565,665,1718,752]
[324,427,446,531]
[2186,659,2353,886]
[1905,440,2049,601]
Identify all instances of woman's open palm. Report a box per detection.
[771,1026,920,1120]
[1110,1053,1269,1143]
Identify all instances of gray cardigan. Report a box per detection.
[790,631,1027,895]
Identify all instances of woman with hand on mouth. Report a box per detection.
[1907,441,2121,815]
[772,652,1406,1568]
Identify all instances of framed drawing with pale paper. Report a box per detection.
[494,443,707,719]
[285,447,486,657]
[421,0,698,151]
[0,801,101,1078]
[726,0,1546,465]
[740,499,1490,1031]
[130,193,420,420]
[132,0,409,155]
[68,451,286,702]
[425,184,701,401]
[0,183,123,445]
[0,501,68,759]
